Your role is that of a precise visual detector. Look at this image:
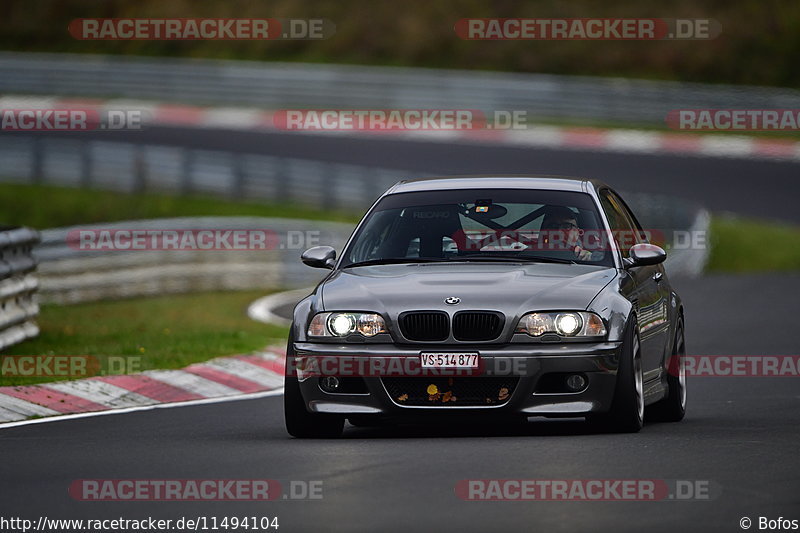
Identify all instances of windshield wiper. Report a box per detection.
[342,258,450,268]
[451,254,577,264]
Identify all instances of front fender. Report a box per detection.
[587,274,634,343]
[291,295,314,342]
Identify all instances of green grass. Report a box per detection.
[707,216,800,273]
[0,290,290,386]
[0,182,360,230]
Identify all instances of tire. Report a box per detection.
[648,316,687,422]
[589,316,644,433]
[284,332,344,438]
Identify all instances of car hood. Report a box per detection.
[320,263,616,317]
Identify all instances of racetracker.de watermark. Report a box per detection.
[0,355,141,378]
[68,18,334,40]
[455,479,717,501]
[0,109,145,131]
[290,355,488,379]
[670,355,800,377]
[449,229,707,252]
[667,109,800,131]
[67,229,320,251]
[455,18,721,40]
[68,479,323,501]
[274,109,490,131]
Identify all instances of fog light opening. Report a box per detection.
[320,376,340,393]
[565,373,587,392]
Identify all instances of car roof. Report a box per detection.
[384,174,609,195]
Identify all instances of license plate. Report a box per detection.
[420,352,480,368]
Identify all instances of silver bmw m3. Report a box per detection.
[284,175,686,437]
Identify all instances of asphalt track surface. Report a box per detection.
[26,126,800,223]
[2,130,800,532]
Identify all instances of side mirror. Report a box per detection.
[301,246,336,269]
[625,243,667,268]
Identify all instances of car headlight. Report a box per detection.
[516,312,606,338]
[308,312,387,338]
[329,313,356,336]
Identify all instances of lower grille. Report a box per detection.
[383,377,519,407]
[453,312,504,341]
[399,311,449,341]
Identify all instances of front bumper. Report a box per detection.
[291,342,622,417]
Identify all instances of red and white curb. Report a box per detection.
[0,349,285,425]
[2,95,799,162]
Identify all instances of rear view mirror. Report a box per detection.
[301,246,336,269]
[626,243,666,268]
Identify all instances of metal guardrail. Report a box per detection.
[0,226,40,350]
[35,218,353,304]
[1,52,800,126]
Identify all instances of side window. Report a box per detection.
[608,191,648,244]
[599,190,637,257]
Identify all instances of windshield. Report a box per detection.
[340,188,614,268]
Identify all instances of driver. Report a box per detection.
[539,206,595,261]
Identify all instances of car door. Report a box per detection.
[599,189,669,381]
